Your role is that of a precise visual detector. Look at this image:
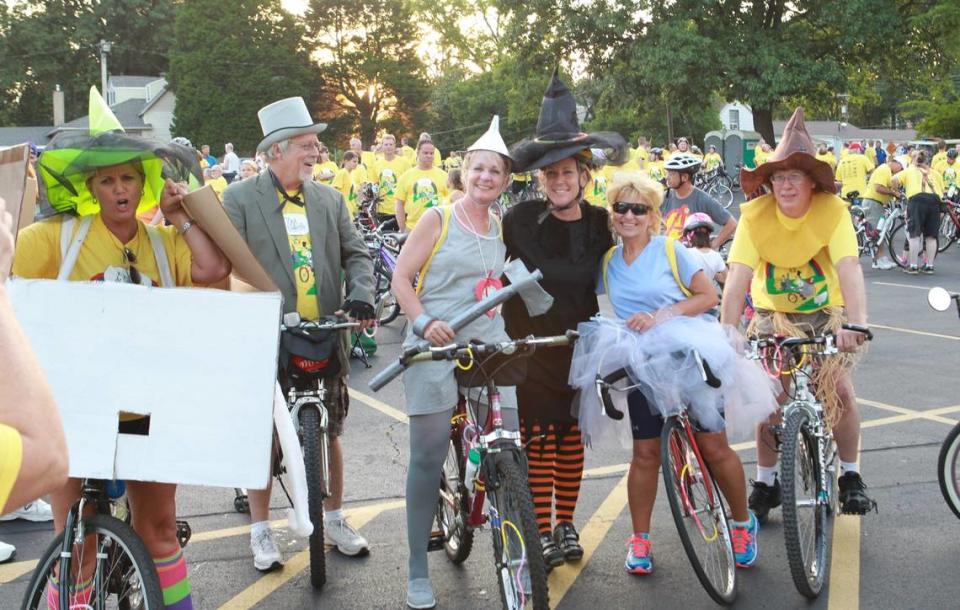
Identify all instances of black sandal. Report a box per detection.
[554,522,584,561]
[539,532,565,568]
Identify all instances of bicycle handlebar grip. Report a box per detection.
[597,367,629,421]
[841,323,874,341]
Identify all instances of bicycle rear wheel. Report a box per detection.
[937,210,957,253]
[938,422,960,519]
[487,451,549,610]
[887,221,911,268]
[780,408,828,598]
[22,513,164,610]
[435,434,474,563]
[300,405,328,589]
[708,182,734,210]
[660,417,737,605]
[373,264,400,326]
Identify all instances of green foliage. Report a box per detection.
[168,0,314,156]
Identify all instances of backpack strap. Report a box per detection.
[664,237,693,298]
[600,245,618,296]
[144,225,175,288]
[57,215,94,281]
[415,206,452,296]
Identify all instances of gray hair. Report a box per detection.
[264,138,292,161]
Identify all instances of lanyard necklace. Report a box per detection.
[454,200,503,316]
[268,169,304,207]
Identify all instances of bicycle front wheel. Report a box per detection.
[487,451,549,610]
[887,220,911,268]
[708,182,735,209]
[22,513,164,610]
[435,435,474,563]
[780,408,828,598]
[300,405,328,589]
[660,417,737,605]
[938,422,960,519]
[938,210,957,253]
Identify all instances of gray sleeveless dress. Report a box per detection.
[402,205,518,416]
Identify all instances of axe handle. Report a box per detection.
[368,269,543,391]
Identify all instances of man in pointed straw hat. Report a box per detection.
[391,116,528,609]
[720,107,876,519]
[505,71,625,570]
[223,96,376,572]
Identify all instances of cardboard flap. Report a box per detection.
[181,185,278,291]
[0,143,30,236]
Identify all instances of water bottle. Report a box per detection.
[464,447,481,493]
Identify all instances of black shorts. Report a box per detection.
[627,390,724,440]
[907,193,941,239]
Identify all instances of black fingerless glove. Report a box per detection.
[342,299,375,321]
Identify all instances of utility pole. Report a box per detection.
[99,40,112,97]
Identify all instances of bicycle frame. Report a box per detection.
[667,411,723,538]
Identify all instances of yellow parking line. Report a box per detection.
[870,323,960,341]
[859,399,959,426]
[218,500,404,609]
[0,558,37,584]
[828,445,862,610]
[549,473,629,609]
[349,388,409,423]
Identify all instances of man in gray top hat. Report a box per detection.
[223,96,375,573]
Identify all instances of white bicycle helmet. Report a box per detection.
[664,152,702,174]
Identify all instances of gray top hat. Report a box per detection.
[257,97,327,152]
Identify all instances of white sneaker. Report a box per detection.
[877,257,897,270]
[0,499,54,522]
[324,517,369,556]
[0,540,15,563]
[250,527,283,572]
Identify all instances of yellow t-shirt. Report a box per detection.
[630,147,649,164]
[834,154,874,197]
[893,167,945,199]
[647,161,666,182]
[332,168,361,215]
[13,215,192,286]
[206,176,229,198]
[281,198,320,321]
[865,146,877,165]
[360,151,376,170]
[313,161,338,185]
[395,167,449,228]
[0,423,22,513]
[942,162,959,190]
[372,156,413,214]
[932,151,948,172]
[753,147,769,167]
[815,152,837,170]
[728,195,858,313]
[703,152,723,172]
[585,170,609,207]
[863,163,895,205]
[401,145,415,161]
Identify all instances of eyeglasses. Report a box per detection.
[612,202,651,216]
[296,142,321,153]
[122,248,142,285]
[770,172,808,186]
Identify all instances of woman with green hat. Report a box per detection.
[13,88,229,610]
[503,71,626,569]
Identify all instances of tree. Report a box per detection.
[0,0,175,126]
[304,0,430,147]
[168,0,315,155]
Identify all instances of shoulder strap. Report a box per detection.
[415,206,451,296]
[144,225,175,288]
[600,245,618,296]
[57,216,93,281]
[664,237,693,297]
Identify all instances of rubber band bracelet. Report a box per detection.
[412,313,436,339]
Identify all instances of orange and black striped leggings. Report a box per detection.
[521,421,585,535]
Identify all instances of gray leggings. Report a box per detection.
[406,405,519,580]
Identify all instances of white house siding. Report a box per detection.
[142,89,176,142]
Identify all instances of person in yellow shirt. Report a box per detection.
[703,146,723,172]
[752,140,771,167]
[931,140,949,172]
[400,137,416,162]
[332,151,364,215]
[630,137,650,165]
[891,151,946,273]
[865,140,877,166]
[395,141,449,232]
[941,149,959,192]
[370,134,412,223]
[861,158,904,269]
[350,137,376,171]
[721,106,874,518]
[834,149,874,199]
[204,164,229,197]
[312,145,338,184]
[647,148,666,182]
[815,144,837,170]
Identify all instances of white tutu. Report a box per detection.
[569,315,779,447]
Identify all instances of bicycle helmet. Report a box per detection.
[948,149,958,159]
[170,136,194,150]
[664,152,701,174]
[682,212,714,234]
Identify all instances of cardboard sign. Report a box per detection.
[181,185,278,292]
[7,279,282,489]
[0,143,30,244]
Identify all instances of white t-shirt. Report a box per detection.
[223,151,240,173]
[689,247,726,292]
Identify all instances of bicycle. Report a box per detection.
[848,195,905,264]
[22,478,191,609]
[927,286,960,519]
[746,324,873,599]
[364,229,404,327]
[594,350,737,606]
[888,194,960,267]
[696,168,735,209]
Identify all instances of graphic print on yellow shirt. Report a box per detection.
[585,172,608,206]
[282,199,319,320]
[373,157,412,215]
[396,167,449,228]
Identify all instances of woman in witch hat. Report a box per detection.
[503,71,627,569]
[720,107,875,519]
[13,87,229,610]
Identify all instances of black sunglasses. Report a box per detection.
[612,202,651,216]
[122,248,143,285]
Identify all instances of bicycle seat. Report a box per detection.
[393,232,409,246]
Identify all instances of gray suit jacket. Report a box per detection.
[223,172,374,375]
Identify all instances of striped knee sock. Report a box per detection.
[46,575,93,610]
[554,425,585,524]
[155,549,193,610]
[522,421,558,535]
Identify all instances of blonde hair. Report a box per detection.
[606,173,663,237]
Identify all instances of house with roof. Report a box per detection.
[0,75,176,147]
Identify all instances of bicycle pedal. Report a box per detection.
[427,531,446,551]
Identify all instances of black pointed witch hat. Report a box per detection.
[509,71,627,173]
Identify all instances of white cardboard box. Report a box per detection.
[7,279,282,489]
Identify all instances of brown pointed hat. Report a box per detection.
[740,107,837,195]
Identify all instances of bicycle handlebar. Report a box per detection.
[280,313,360,332]
[400,332,577,366]
[748,323,873,351]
